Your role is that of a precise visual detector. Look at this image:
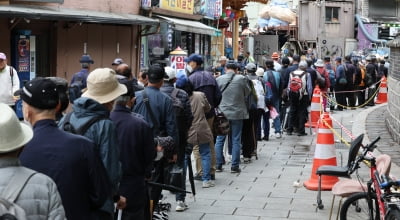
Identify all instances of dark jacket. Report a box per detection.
[188,68,222,118]
[160,82,193,161]
[58,97,122,216]
[20,119,111,220]
[134,86,179,146]
[110,105,155,209]
[70,68,89,88]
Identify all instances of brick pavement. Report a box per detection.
[159,105,397,219]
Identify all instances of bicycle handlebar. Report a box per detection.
[350,136,381,173]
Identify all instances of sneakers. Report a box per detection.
[216,165,223,172]
[194,174,202,181]
[243,157,251,164]
[175,200,188,212]
[202,180,215,188]
[275,133,282,139]
[231,167,241,173]
[262,136,269,141]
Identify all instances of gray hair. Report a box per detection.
[115,95,131,106]
[299,61,308,70]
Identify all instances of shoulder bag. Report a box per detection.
[213,74,235,136]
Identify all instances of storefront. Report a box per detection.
[0,4,158,82]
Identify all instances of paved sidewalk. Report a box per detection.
[161,105,398,219]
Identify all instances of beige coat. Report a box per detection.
[187,91,213,145]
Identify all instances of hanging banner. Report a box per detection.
[160,0,194,14]
[205,0,222,18]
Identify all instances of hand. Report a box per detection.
[169,154,177,163]
[116,196,127,210]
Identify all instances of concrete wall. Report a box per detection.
[386,40,400,143]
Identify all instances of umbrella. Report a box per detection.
[186,154,196,201]
[147,181,192,194]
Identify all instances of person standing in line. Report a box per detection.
[0,103,66,219]
[0,52,19,110]
[19,77,111,219]
[215,61,250,173]
[334,57,347,111]
[271,52,282,72]
[110,81,155,220]
[59,68,127,219]
[68,54,94,103]
[160,67,193,212]
[365,56,378,106]
[176,77,214,188]
[354,59,367,107]
[186,54,221,181]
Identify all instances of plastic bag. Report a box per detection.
[268,106,279,119]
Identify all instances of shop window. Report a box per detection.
[325,7,339,23]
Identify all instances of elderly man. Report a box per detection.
[186,54,221,181]
[215,61,251,173]
[286,61,313,136]
[0,52,20,109]
[0,103,66,219]
[215,56,228,76]
[19,77,111,219]
[68,54,94,103]
[60,68,127,219]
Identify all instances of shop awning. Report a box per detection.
[157,15,220,36]
[0,5,158,25]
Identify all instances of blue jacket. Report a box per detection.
[70,68,89,87]
[188,68,222,118]
[20,119,111,219]
[110,105,155,210]
[134,86,179,146]
[59,97,122,215]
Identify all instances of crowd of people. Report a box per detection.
[0,49,388,220]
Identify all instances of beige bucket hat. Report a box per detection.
[0,103,33,153]
[82,68,127,104]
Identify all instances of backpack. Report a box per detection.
[316,68,327,89]
[327,68,335,87]
[62,112,108,136]
[68,76,85,104]
[245,77,258,110]
[0,167,37,220]
[170,89,185,118]
[251,78,265,109]
[289,71,307,100]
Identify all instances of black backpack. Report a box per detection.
[68,76,84,104]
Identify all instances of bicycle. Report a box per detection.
[340,136,400,220]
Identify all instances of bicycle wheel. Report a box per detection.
[386,208,400,220]
[340,192,380,220]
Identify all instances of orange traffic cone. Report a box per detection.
[304,112,339,190]
[375,76,388,104]
[305,85,322,128]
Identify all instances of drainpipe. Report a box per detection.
[355,14,387,44]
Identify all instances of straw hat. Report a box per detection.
[0,103,33,153]
[82,68,127,104]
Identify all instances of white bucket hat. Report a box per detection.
[82,68,127,104]
[315,59,324,67]
[256,68,264,77]
[0,103,33,153]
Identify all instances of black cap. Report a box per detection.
[148,64,168,81]
[19,77,59,110]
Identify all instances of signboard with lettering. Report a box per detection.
[14,0,63,3]
[160,0,194,14]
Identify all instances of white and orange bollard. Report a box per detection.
[305,85,322,128]
[304,112,339,190]
[375,76,388,104]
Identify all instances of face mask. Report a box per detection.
[186,65,193,73]
[154,151,164,161]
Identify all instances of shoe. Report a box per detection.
[211,174,215,180]
[194,174,202,181]
[262,136,269,141]
[243,157,251,164]
[286,131,293,136]
[202,180,215,188]
[231,167,241,173]
[297,132,307,136]
[275,133,282,139]
[216,165,223,172]
[175,200,188,212]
